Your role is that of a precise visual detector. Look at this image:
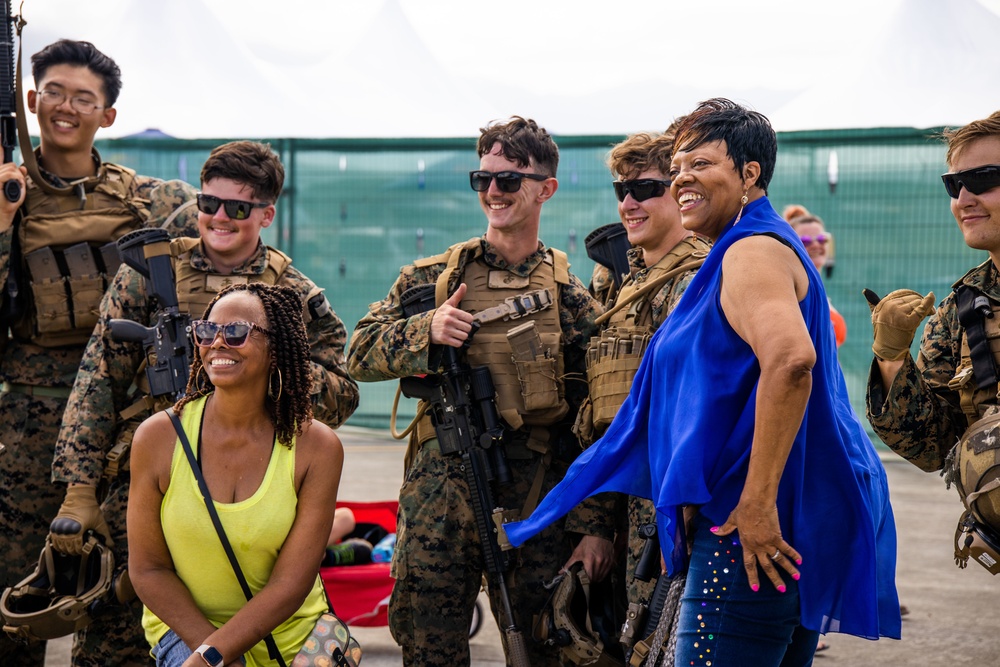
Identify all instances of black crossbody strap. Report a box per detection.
[166,408,288,667]
[955,285,999,390]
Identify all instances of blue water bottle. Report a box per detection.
[371,533,396,563]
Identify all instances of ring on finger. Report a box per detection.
[769,549,781,561]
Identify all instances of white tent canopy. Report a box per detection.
[15,0,1000,139]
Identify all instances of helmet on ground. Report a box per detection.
[533,562,624,667]
[1,533,114,642]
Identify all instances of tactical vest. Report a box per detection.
[13,162,150,347]
[578,237,708,442]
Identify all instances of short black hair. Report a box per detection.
[31,39,122,107]
[674,98,777,194]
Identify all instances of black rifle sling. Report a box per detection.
[166,408,289,667]
[955,285,999,391]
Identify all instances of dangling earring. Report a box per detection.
[734,189,749,225]
[268,368,283,403]
[195,366,212,395]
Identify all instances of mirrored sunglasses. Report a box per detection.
[191,320,270,348]
[469,170,548,193]
[941,165,1000,199]
[612,179,671,202]
[196,194,270,220]
[799,234,830,246]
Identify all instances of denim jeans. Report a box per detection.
[673,517,819,667]
[151,630,246,667]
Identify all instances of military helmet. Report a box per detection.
[954,408,1000,533]
[1,533,114,642]
[533,563,624,667]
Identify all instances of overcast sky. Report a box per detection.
[11,0,1000,138]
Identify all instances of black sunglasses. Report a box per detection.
[469,170,548,193]
[196,194,271,220]
[612,179,671,202]
[191,320,270,348]
[941,165,1000,199]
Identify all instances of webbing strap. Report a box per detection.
[955,285,998,390]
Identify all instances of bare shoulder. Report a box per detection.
[724,234,807,295]
[133,410,179,450]
[295,420,344,461]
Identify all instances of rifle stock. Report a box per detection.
[399,283,530,667]
[585,223,631,290]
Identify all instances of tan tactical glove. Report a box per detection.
[50,484,112,555]
[863,288,936,361]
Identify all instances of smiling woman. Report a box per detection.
[127,283,346,667]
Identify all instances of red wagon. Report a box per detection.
[321,500,483,636]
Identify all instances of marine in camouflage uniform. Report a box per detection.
[348,117,613,667]
[576,129,708,663]
[0,58,202,667]
[49,143,359,667]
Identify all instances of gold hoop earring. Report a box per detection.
[195,366,212,394]
[268,368,283,403]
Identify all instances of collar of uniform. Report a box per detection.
[34,147,103,188]
[626,246,647,278]
[954,258,1000,299]
[479,237,547,277]
[187,239,269,275]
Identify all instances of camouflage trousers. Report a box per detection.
[388,439,573,667]
[0,391,68,666]
[71,475,150,667]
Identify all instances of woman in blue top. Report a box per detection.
[505,99,900,666]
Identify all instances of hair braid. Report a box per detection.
[174,282,313,448]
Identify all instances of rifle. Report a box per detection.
[0,0,19,203]
[621,523,685,666]
[108,228,191,401]
[398,283,530,667]
[585,223,631,290]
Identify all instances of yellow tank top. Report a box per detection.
[141,395,328,666]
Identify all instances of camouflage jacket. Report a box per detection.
[867,259,1000,472]
[0,173,199,388]
[52,239,359,486]
[348,236,616,540]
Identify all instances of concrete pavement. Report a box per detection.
[45,425,999,666]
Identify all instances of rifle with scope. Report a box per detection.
[108,228,191,401]
[398,283,530,667]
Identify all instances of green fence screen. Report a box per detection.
[92,128,982,436]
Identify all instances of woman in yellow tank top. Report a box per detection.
[127,283,344,667]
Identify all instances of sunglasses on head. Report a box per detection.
[196,194,270,220]
[469,170,548,193]
[191,320,270,348]
[941,165,1000,199]
[612,179,671,202]
[799,234,829,246]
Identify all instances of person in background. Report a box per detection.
[783,204,846,348]
[504,98,901,666]
[128,283,342,667]
[0,39,198,666]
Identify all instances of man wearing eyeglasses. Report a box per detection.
[43,140,359,667]
[348,116,614,667]
[0,39,201,666]
[573,127,710,663]
[866,111,1000,571]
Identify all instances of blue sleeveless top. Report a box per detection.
[505,197,900,639]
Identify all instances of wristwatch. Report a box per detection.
[195,645,224,667]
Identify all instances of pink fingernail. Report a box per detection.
[709,526,720,533]
[795,558,802,565]
[792,573,800,581]
[777,585,787,593]
[750,583,759,592]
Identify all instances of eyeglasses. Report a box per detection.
[37,89,105,115]
[196,194,271,220]
[612,179,671,202]
[469,170,548,193]
[799,234,830,246]
[941,165,1000,199]
[191,320,270,348]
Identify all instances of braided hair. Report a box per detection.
[175,283,313,448]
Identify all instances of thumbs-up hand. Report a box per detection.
[863,288,936,361]
[430,283,475,347]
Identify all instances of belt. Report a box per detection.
[1,382,73,399]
